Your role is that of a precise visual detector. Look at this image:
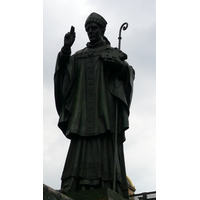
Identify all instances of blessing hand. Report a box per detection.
[64,26,76,48]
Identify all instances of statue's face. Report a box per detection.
[85,22,101,44]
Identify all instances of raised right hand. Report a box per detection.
[64,26,76,48]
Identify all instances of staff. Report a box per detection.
[113,22,129,191]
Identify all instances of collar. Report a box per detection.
[86,36,111,48]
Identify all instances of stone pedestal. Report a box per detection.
[66,187,128,200]
[43,184,128,200]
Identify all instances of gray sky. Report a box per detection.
[1,1,200,199]
[43,0,156,194]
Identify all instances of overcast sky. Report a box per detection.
[1,1,200,199]
[43,0,156,194]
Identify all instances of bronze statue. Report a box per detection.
[54,12,135,199]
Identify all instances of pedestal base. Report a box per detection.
[43,184,128,200]
[64,187,128,200]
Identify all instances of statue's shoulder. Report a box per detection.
[100,47,128,61]
[73,47,96,59]
[74,47,87,55]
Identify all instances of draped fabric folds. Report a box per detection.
[54,39,135,199]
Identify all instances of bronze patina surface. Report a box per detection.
[54,12,135,199]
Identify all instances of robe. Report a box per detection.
[54,39,135,199]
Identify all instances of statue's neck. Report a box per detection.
[87,36,110,48]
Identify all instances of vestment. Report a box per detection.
[54,38,135,198]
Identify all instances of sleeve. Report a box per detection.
[106,60,135,111]
[54,47,76,115]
